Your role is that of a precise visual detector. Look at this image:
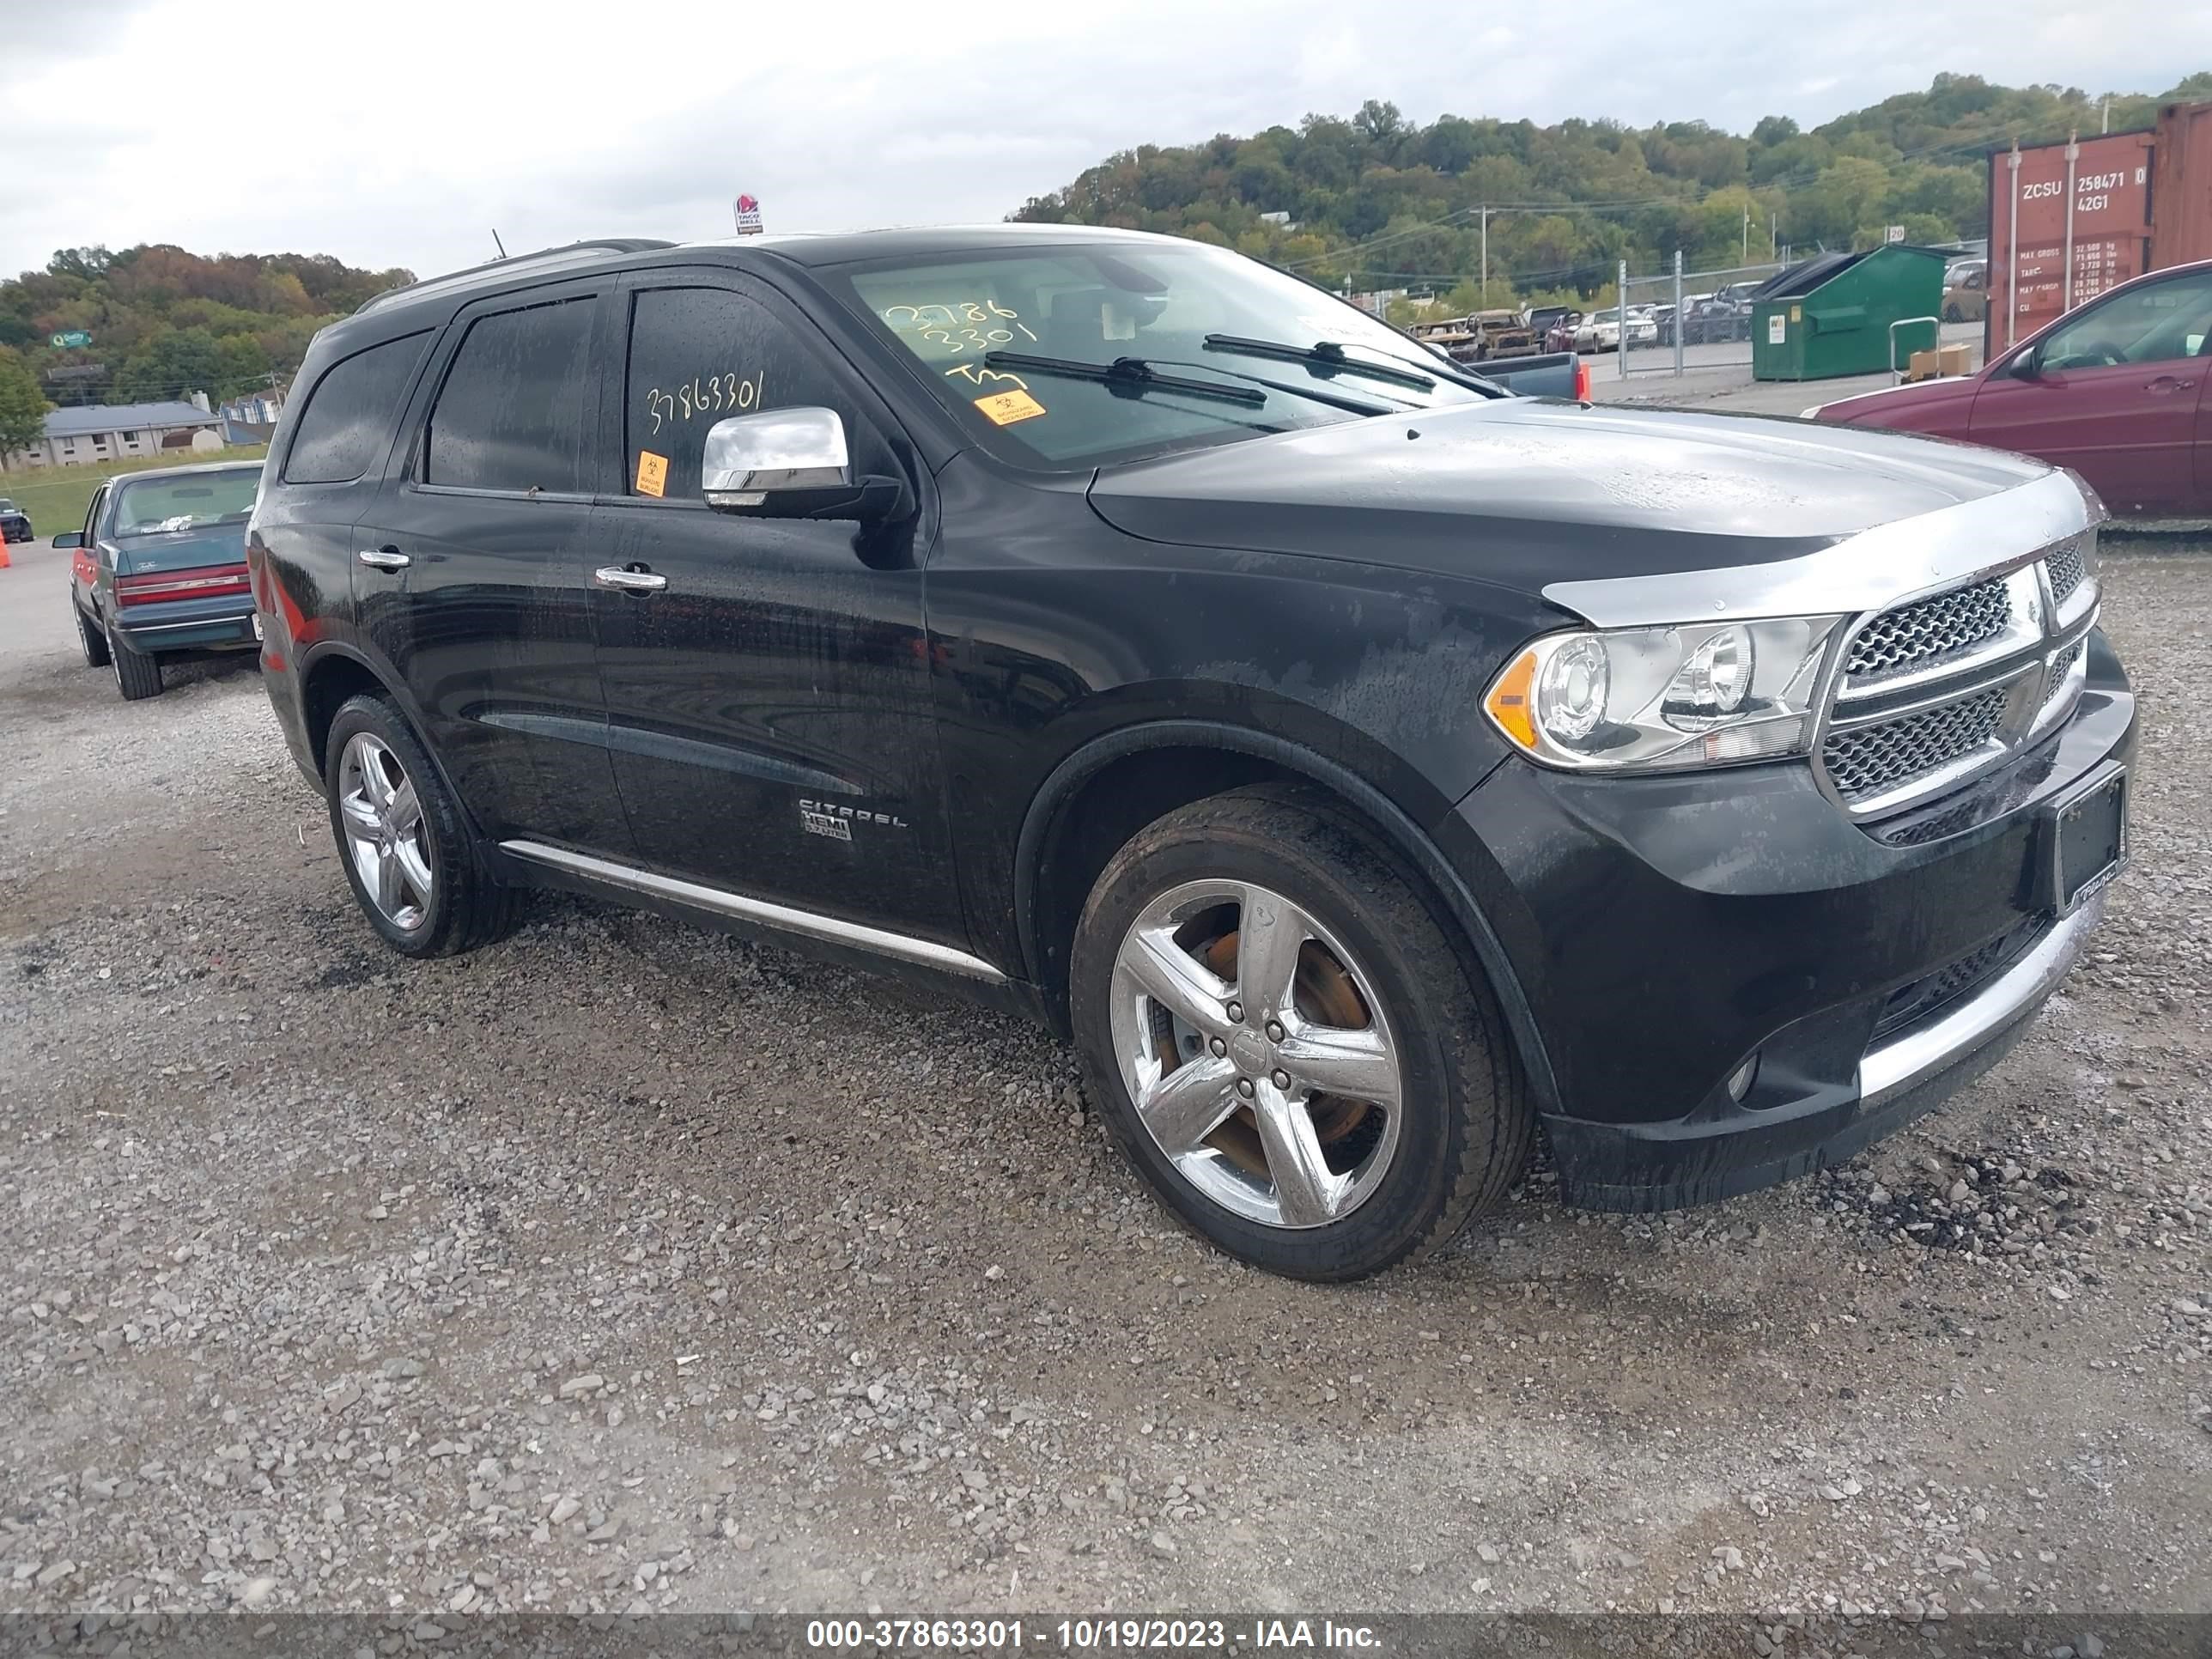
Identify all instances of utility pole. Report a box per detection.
[1742,204,1751,264]
[1480,205,1489,307]
[1770,212,1778,259]
[2101,95,2110,134]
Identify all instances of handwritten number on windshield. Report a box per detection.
[884,301,1038,355]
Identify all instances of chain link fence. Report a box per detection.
[1608,257,1788,379]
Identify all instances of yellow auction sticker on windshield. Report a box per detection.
[974,389,1046,426]
[635,451,669,497]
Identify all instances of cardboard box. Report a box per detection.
[1905,347,1942,382]
[1937,342,1970,377]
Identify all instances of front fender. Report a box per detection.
[1006,714,1559,1115]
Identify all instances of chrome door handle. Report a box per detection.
[2146,374,2196,392]
[357,548,410,570]
[595,565,668,592]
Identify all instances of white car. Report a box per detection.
[1575,307,1658,351]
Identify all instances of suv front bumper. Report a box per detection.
[1449,630,2134,1211]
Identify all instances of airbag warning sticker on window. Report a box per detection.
[635,451,669,497]
[974,389,1046,426]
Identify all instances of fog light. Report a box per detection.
[1725,1053,1759,1103]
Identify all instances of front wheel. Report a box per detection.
[1069,788,1532,1281]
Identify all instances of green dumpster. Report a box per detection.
[1748,245,1948,380]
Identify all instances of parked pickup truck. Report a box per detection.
[254,224,2130,1282]
[1424,344,1589,400]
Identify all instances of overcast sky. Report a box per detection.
[3,0,2205,283]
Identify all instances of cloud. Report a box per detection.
[1,0,2202,283]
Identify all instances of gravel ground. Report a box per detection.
[1,532,2208,1628]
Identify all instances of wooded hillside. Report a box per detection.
[0,246,415,410]
[1013,71,2212,308]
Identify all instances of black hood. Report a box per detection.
[1086,398,2051,586]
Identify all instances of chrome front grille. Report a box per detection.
[1820,534,2100,818]
[2042,641,2083,706]
[2045,537,2086,604]
[1823,686,2007,800]
[1844,578,2011,678]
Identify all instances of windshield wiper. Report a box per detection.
[982,352,1266,406]
[985,350,1394,417]
[1202,334,1438,390]
[1207,332,1510,398]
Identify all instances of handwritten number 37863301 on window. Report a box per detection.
[882,301,1039,356]
[642,370,766,436]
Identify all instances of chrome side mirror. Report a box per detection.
[702,408,850,510]
[699,406,912,525]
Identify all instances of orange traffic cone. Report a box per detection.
[0,540,11,569]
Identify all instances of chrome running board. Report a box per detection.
[498,839,1008,983]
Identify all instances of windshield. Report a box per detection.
[825,241,1490,469]
[112,467,262,534]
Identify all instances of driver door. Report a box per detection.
[1970,268,2212,515]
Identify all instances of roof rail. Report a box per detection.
[356,238,678,313]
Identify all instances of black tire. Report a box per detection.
[1942,302,1962,323]
[76,605,112,668]
[322,692,526,958]
[109,629,161,700]
[1068,787,1532,1282]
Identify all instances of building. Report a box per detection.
[4,401,228,470]
[219,387,287,448]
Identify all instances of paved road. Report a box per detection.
[1584,320,1985,416]
[2,520,2209,1627]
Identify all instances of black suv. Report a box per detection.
[251,227,2133,1281]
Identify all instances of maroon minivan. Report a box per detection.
[1809,258,2212,517]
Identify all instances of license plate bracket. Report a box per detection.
[2043,762,2127,915]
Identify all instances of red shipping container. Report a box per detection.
[1983,100,2212,361]
[1984,129,2154,357]
[2149,99,2212,271]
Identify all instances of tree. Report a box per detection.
[0,348,52,460]
[48,246,114,282]
[1006,70,2212,298]
[115,326,222,404]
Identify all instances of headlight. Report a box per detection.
[1484,617,1845,770]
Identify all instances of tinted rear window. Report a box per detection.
[112,468,261,532]
[283,332,429,483]
[425,296,598,493]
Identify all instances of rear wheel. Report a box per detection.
[109,630,161,700]
[1069,788,1531,1281]
[324,693,524,958]
[76,605,111,668]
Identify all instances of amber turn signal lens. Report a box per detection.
[1485,648,1539,750]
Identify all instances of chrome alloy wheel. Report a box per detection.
[337,732,433,932]
[1109,879,1403,1229]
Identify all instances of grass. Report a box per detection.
[1,446,269,542]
